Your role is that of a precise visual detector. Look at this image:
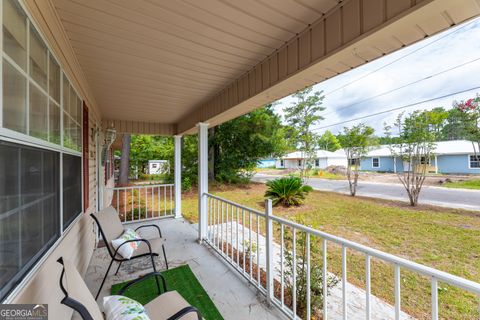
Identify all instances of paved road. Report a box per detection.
[253,173,480,211]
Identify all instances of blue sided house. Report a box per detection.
[360,140,480,175]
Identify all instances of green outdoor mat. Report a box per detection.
[111,265,224,320]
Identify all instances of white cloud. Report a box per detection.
[275,17,480,136]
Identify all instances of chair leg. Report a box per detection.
[162,244,169,270]
[115,261,123,275]
[96,258,114,300]
[149,255,161,294]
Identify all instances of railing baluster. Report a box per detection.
[151,186,154,218]
[236,206,239,264]
[249,211,252,281]
[116,189,119,212]
[366,254,371,320]
[212,198,216,243]
[226,204,230,259]
[323,238,328,320]
[221,201,224,255]
[145,187,148,218]
[123,190,126,223]
[230,206,236,263]
[157,186,160,217]
[131,189,134,222]
[280,223,284,308]
[292,228,297,319]
[432,277,438,320]
[395,264,401,320]
[170,185,173,215]
[256,213,260,287]
[242,208,245,274]
[342,245,347,320]
[164,186,166,216]
[231,204,234,262]
[214,199,220,248]
[138,187,140,220]
[307,233,311,320]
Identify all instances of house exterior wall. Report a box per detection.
[438,154,480,174]
[326,157,348,168]
[361,156,396,172]
[3,3,110,319]
[276,157,347,169]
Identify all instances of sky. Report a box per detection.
[273,17,480,137]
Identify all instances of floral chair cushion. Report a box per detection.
[103,295,150,320]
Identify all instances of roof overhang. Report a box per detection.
[24,0,480,135]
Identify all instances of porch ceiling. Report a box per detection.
[45,0,480,135]
[51,0,339,124]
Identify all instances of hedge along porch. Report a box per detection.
[2,0,480,319]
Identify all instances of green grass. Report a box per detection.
[111,265,223,320]
[444,179,480,190]
[182,183,480,319]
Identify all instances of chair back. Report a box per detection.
[57,258,104,320]
[91,206,125,258]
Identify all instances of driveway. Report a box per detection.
[253,173,480,211]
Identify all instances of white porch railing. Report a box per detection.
[108,184,174,223]
[203,193,480,320]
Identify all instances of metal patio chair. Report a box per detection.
[57,258,201,320]
[90,206,169,300]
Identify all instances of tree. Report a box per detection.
[385,111,442,206]
[337,124,376,196]
[211,104,288,183]
[284,87,325,181]
[442,107,471,140]
[118,134,131,185]
[454,95,480,156]
[318,130,341,152]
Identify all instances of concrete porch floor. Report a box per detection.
[78,218,286,320]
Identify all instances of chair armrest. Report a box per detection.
[167,306,202,320]
[113,239,153,259]
[118,272,167,295]
[135,224,163,238]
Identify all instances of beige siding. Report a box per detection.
[11,215,96,319]
[7,5,104,318]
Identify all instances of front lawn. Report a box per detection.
[182,183,480,319]
[444,178,480,190]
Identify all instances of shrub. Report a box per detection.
[282,232,339,318]
[264,176,313,207]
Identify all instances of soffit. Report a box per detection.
[52,0,341,123]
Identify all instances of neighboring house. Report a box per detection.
[276,150,347,169]
[148,160,170,174]
[257,158,276,168]
[361,140,480,174]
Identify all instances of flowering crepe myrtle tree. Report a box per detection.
[454,95,480,157]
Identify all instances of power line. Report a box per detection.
[312,85,480,131]
[322,19,478,97]
[319,57,480,117]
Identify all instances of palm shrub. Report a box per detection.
[264,176,313,207]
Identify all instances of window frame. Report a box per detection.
[468,154,480,169]
[0,0,85,303]
[372,157,380,168]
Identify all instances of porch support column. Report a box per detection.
[197,122,209,242]
[174,135,182,219]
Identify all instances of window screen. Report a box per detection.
[0,141,60,301]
